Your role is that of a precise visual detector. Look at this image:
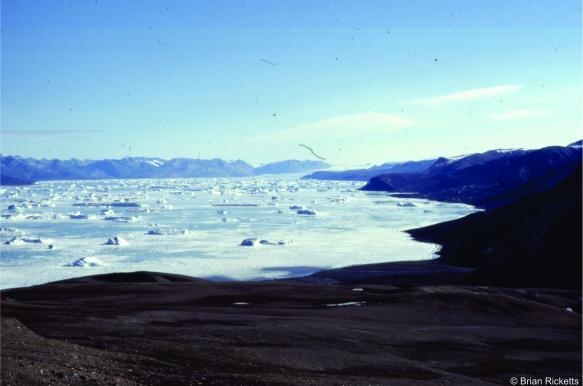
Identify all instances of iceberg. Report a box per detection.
[4,236,52,245]
[104,236,129,246]
[4,237,26,246]
[65,256,105,267]
[69,212,89,220]
[396,202,416,207]
[297,209,317,216]
[240,238,288,246]
[240,238,259,247]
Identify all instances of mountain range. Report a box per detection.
[303,159,437,181]
[360,142,582,208]
[0,156,329,184]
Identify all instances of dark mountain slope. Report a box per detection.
[361,146,582,208]
[408,166,582,290]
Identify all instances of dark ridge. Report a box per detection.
[407,166,582,290]
[360,145,582,209]
[47,271,207,285]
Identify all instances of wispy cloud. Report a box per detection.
[1,130,104,137]
[250,112,413,142]
[489,109,549,121]
[402,85,523,106]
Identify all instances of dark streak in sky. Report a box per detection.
[299,144,327,161]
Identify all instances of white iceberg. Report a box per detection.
[104,236,129,246]
[396,202,416,207]
[65,256,105,267]
[240,238,258,247]
[4,237,26,246]
[240,238,288,247]
[21,237,52,244]
[4,236,52,245]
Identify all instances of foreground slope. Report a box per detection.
[1,272,581,385]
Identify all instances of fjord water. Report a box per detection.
[0,177,476,289]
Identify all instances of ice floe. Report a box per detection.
[4,237,26,246]
[147,228,189,236]
[69,212,91,220]
[104,215,139,223]
[4,236,52,245]
[297,209,317,216]
[240,238,288,247]
[396,202,416,207]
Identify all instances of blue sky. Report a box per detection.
[1,0,581,167]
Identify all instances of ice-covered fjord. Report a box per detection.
[0,176,477,289]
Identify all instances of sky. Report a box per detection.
[1,0,581,167]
